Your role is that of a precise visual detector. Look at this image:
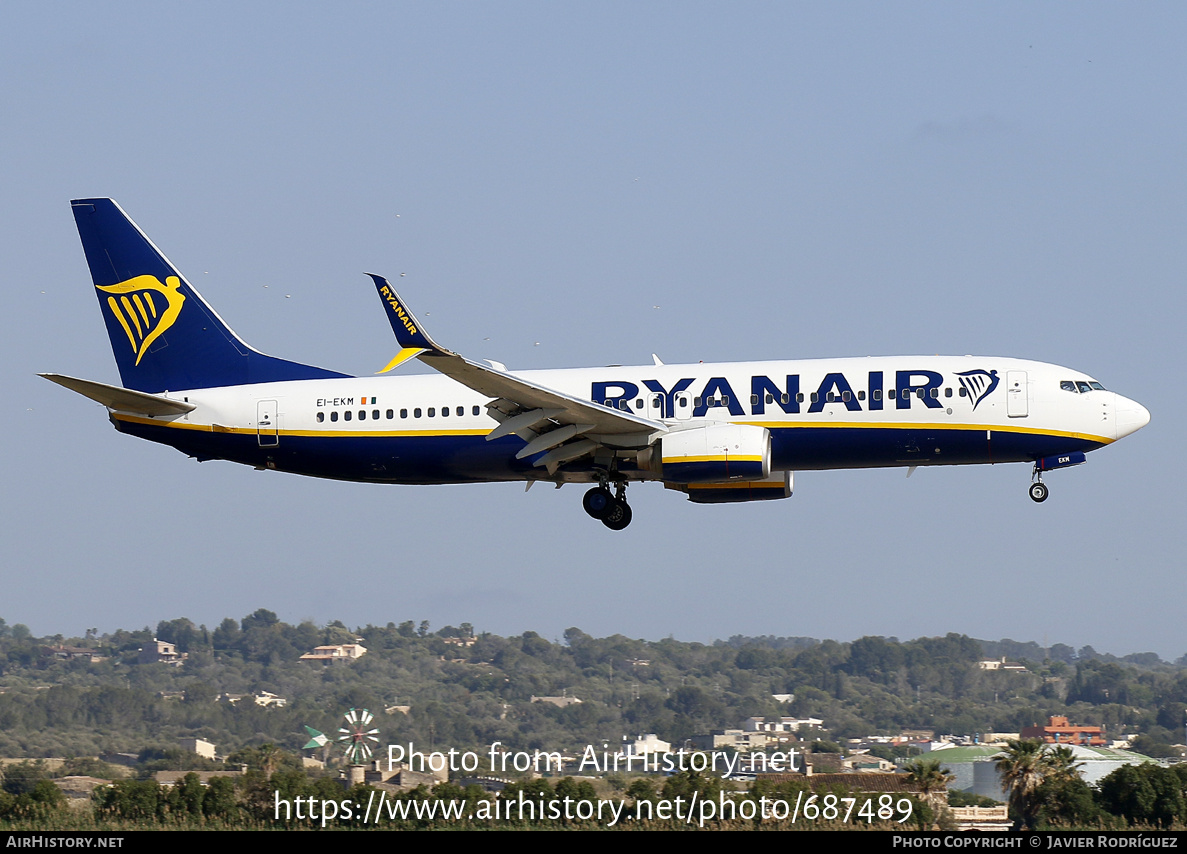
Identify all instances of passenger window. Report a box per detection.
[387,409,394,419]
[797,393,805,403]
[959,388,967,397]
[414,408,422,418]
[929,388,938,399]
[810,393,819,403]
[722,396,730,406]
[428,407,435,417]
[401,408,408,418]
[344,411,352,421]
[678,397,688,408]
[781,393,789,404]
[826,392,835,402]
[857,391,865,401]
[472,405,480,416]
[456,406,464,416]
[330,411,338,422]
[373,409,380,419]
[917,389,926,399]
[944,388,952,398]
[873,390,882,401]
[694,397,702,407]
[889,390,897,400]
[635,399,643,409]
[317,412,324,423]
[752,394,760,405]
[358,410,366,420]
[842,391,851,402]
[441,406,449,417]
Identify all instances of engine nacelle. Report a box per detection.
[642,423,771,484]
[666,471,793,504]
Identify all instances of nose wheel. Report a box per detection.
[582,483,632,530]
[1029,465,1049,503]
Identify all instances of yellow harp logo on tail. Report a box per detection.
[96,275,186,366]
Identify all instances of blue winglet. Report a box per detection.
[367,274,445,373]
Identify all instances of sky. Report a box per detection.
[2,3,1183,657]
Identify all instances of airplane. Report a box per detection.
[43,198,1150,531]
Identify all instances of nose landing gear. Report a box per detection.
[582,481,632,530]
[1029,465,1049,503]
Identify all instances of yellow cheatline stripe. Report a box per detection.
[745,420,1113,445]
[113,414,1111,447]
[107,297,137,351]
[663,455,765,464]
[112,414,487,438]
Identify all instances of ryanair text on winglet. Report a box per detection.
[379,286,417,336]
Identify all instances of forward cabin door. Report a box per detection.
[257,399,279,446]
[1006,371,1028,418]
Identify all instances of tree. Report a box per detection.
[994,739,1050,829]
[904,758,955,797]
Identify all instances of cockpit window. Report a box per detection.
[1062,379,1107,393]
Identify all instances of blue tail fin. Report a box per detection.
[71,198,349,393]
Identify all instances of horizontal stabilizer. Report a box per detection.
[39,373,196,416]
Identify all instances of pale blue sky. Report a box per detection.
[3,3,1182,656]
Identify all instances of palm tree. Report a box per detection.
[904,758,957,822]
[1045,745,1084,782]
[904,757,956,796]
[994,739,1049,829]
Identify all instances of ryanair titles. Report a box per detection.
[593,369,1000,418]
[378,285,418,336]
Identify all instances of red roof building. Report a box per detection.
[1020,716,1106,746]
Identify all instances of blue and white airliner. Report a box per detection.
[43,198,1150,530]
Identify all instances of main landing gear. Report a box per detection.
[1029,465,1049,503]
[583,482,632,530]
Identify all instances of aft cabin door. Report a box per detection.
[1006,371,1028,418]
[257,400,279,446]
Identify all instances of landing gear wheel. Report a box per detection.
[601,498,633,530]
[1029,482,1049,503]
[583,487,613,519]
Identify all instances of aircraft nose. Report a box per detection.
[1114,395,1151,440]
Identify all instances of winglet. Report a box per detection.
[367,274,445,373]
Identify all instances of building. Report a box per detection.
[531,694,582,708]
[623,734,671,757]
[138,639,187,665]
[299,643,367,663]
[179,738,216,760]
[1020,716,1106,747]
[743,716,823,733]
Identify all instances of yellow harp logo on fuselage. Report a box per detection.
[97,275,186,366]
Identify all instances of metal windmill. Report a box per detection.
[337,707,380,765]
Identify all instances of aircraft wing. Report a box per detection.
[367,275,662,469]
